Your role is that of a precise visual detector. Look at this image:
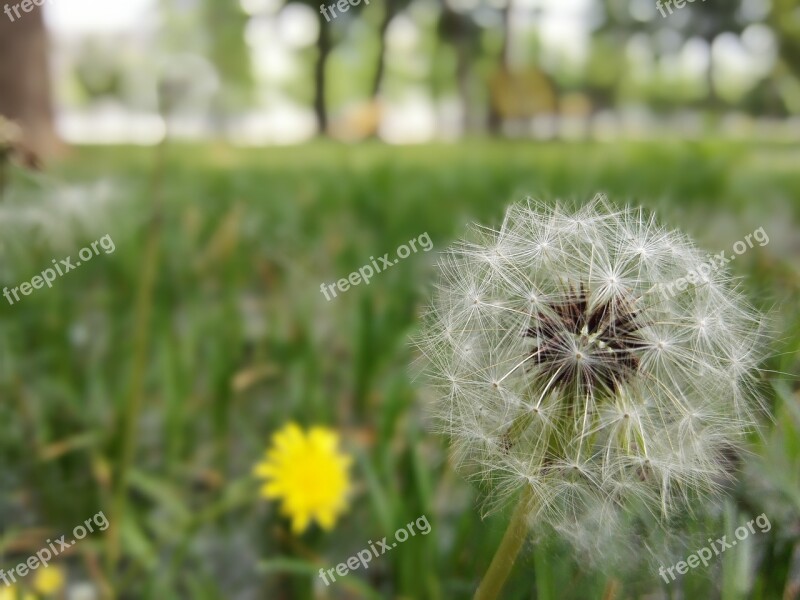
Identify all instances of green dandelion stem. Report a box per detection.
[473,485,533,600]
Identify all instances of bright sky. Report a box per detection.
[44,0,589,51]
[45,0,155,33]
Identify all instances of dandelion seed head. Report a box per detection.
[415,196,768,559]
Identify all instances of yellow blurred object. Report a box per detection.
[230,363,279,393]
[330,101,384,142]
[490,68,557,119]
[253,423,352,534]
[0,585,35,600]
[32,566,65,596]
[559,92,593,118]
[195,203,244,271]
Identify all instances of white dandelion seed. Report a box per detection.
[415,196,769,597]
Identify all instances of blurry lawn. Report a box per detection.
[0,140,798,599]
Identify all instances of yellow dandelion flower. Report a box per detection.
[0,586,34,600]
[0,587,17,600]
[254,422,352,534]
[32,566,65,596]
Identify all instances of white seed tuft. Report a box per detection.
[415,196,768,557]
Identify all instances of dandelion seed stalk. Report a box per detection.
[474,486,533,600]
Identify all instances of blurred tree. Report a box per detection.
[288,0,343,134]
[314,13,333,133]
[595,0,656,109]
[680,0,747,106]
[0,9,59,157]
[489,68,557,126]
[202,0,253,130]
[740,74,790,116]
[159,0,205,52]
[597,0,723,111]
[74,39,125,101]
[371,0,413,99]
[766,0,800,115]
[487,0,514,134]
[582,34,626,113]
[435,0,483,132]
[770,0,800,80]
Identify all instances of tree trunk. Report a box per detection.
[313,22,332,135]
[455,30,471,134]
[0,8,60,157]
[371,0,397,99]
[488,0,512,135]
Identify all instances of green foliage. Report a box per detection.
[202,0,253,111]
[0,141,798,598]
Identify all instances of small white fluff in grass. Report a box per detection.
[415,195,768,555]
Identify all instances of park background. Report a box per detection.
[0,0,799,598]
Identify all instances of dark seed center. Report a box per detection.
[524,284,645,393]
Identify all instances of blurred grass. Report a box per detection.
[0,140,798,599]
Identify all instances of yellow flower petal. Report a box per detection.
[254,422,352,534]
[33,565,65,595]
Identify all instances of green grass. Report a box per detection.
[0,140,798,599]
